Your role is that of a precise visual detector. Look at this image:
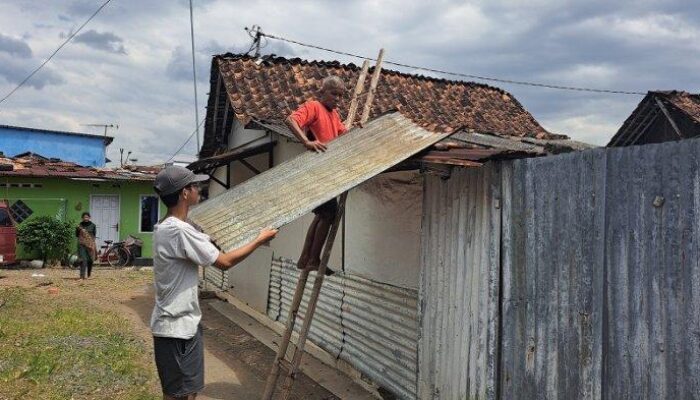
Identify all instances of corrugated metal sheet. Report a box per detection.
[500,140,700,399]
[451,131,545,153]
[268,258,344,356]
[0,154,158,181]
[451,130,595,155]
[189,112,450,252]
[419,137,700,399]
[500,150,606,400]
[603,141,700,399]
[204,265,228,290]
[418,165,501,400]
[268,257,419,400]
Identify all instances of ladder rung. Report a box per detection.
[278,359,293,372]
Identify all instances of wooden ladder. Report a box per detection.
[261,49,385,400]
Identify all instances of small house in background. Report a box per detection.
[0,153,163,261]
[0,124,113,167]
[608,90,700,147]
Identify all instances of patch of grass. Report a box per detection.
[0,287,160,400]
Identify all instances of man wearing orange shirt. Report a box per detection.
[286,76,347,276]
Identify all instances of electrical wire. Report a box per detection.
[0,0,115,106]
[258,31,646,96]
[166,117,205,163]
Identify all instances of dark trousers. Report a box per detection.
[78,245,93,279]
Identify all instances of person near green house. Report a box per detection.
[75,212,97,279]
[151,165,277,399]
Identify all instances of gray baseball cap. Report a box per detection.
[154,165,209,195]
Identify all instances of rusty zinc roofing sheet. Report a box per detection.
[189,112,451,252]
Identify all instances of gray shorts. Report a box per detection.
[153,325,204,397]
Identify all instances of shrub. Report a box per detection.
[17,216,73,264]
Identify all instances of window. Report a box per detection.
[9,200,33,223]
[140,195,159,232]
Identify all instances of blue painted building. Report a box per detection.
[0,125,113,167]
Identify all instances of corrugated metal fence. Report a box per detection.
[499,149,607,400]
[418,165,501,399]
[268,257,419,400]
[421,138,700,399]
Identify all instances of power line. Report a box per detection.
[258,31,646,96]
[166,117,205,163]
[0,0,115,106]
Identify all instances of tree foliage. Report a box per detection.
[17,216,72,264]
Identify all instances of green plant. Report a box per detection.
[17,216,73,264]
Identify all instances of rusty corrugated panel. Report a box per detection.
[451,131,546,153]
[189,112,450,252]
[0,155,157,181]
[419,165,501,400]
[268,257,419,400]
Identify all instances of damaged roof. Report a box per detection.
[201,53,567,158]
[608,90,700,147]
[659,90,700,121]
[0,154,159,181]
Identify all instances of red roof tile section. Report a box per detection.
[0,154,159,181]
[203,53,560,156]
[658,91,700,122]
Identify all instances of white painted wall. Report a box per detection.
[345,171,423,289]
[209,165,228,198]
[207,123,422,289]
[229,120,267,148]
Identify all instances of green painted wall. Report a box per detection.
[0,176,165,259]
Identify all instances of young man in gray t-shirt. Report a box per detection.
[151,165,276,400]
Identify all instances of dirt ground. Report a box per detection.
[0,267,337,400]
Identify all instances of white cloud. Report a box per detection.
[539,63,619,87]
[0,0,697,163]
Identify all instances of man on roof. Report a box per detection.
[286,75,347,276]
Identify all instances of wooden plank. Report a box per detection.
[655,97,683,138]
[344,60,370,129]
[360,49,385,124]
[239,158,261,175]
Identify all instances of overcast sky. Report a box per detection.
[0,0,698,165]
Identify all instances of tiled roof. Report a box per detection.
[658,91,700,122]
[202,53,562,157]
[0,154,158,181]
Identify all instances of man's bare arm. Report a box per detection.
[285,116,327,152]
[213,229,277,270]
